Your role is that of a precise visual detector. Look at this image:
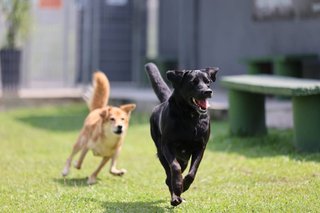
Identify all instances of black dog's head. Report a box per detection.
[167,67,218,114]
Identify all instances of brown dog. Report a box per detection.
[62,71,136,184]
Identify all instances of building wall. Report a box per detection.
[24,0,77,88]
[158,0,179,59]
[179,0,320,79]
[98,0,134,82]
[77,0,147,84]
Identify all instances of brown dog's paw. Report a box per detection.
[87,176,97,185]
[110,168,127,176]
[73,161,81,170]
[61,167,70,177]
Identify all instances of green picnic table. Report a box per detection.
[243,54,318,78]
[221,74,320,152]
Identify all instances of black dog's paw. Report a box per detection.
[171,195,184,206]
[183,174,194,192]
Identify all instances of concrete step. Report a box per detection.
[1,87,293,129]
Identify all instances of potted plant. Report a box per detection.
[0,0,31,92]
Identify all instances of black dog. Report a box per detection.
[145,63,218,206]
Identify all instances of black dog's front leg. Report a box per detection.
[183,149,205,192]
[162,145,184,206]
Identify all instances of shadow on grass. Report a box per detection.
[82,197,173,213]
[53,177,90,187]
[15,107,148,132]
[53,179,173,212]
[16,115,85,132]
[208,121,320,162]
[13,104,88,132]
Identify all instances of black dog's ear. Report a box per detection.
[204,67,219,82]
[166,70,185,86]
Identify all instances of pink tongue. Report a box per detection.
[195,99,208,109]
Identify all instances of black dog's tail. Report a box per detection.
[145,63,171,103]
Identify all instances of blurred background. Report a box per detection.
[0,0,320,97]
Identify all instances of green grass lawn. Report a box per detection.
[1,103,320,212]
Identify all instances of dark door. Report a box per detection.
[77,0,146,84]
[99,0,133,82]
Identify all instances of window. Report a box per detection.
[253,0,320,21]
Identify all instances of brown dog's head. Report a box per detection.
[166,67,218,114]
[99,104,136,135]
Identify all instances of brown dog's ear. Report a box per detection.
[166,70,186,87]
[204,67,219,82]
[99,108,108,119]
[120,104,136,114]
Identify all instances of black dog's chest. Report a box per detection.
[174,122,208,141]
[165,116,210,150]
[171,124,208,161]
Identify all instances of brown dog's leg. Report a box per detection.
[62,134,87,176]
[74,147,89,169]
[87,156,110,185]
[110,145,127,176]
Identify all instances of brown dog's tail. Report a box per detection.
[145,63,171,103]
[89,71,110,111]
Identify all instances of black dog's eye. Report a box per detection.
[204,78,210,84]
[192,78,199,85]
[110,117,115,121]
[121,118,125,121]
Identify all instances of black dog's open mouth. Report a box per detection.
[192,98,209,113]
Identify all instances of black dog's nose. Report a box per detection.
[203,90,212,96]
[117,125,123,131]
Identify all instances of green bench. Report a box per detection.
[243,54,318,78]
[221,74,320,152]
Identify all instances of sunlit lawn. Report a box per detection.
[0,103,320,212]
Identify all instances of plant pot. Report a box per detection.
[0,49,21,91]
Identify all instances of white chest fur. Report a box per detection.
[87,133,122,157]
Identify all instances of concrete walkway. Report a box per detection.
[0,87,293,129]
